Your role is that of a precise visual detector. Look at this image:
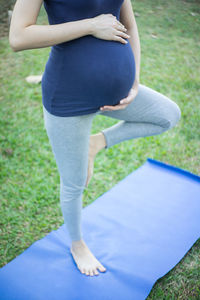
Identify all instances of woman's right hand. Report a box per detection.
[90,14,130,44]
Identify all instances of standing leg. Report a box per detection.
[99,83,181,148]
[42,105,93,241]
[42,105,106,276]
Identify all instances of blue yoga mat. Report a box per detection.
[0,158,200,300]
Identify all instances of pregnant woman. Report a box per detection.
[9,0,181,276]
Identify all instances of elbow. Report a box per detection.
[9,27,26,52]
[9,36,22,52]
[9,42,18,52]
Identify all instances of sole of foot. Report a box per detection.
[85,133,106,187]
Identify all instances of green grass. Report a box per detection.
[0,0,200,298]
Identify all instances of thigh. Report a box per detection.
[43,106,95,189]
[98,83,181,127]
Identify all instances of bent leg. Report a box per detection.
[42,105,95,241]
[98,84,181,148]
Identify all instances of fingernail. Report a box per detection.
[120,101,124,104]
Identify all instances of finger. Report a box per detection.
[114,105,127,110]
[102,102,128,109]
[115,21,127,32]
[120,98,131,104]
[119,91,133,103]
[111,104,127,110]
[100,105,116,111]
[120,91,135,104]
[114,17,126,28]
[117,24,127,32]
[101,104,127,110]
[115,30,130,39]
[100,106,114,111]
[112,35,128,44]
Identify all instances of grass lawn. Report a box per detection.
[0,0,199,298]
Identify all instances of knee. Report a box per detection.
[167,102,181,130]
[60,178,86,204]
[161,101,181,130]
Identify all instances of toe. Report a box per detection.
[94,268,99,276]
[97,264,106,272]
[85,269,90,276]
[89,269,94,276]
[80,267,85,274]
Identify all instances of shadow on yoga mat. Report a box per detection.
[0,158,200,300]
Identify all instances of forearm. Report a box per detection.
[127,21,141,85]
[9,18,93,52]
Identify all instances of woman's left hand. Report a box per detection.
[100,82,139,111]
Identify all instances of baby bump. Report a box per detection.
[44,36,136,108]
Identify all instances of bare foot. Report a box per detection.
[70,239,107,276]
[85,132,107,187]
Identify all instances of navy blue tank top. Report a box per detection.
[41,0,136,117]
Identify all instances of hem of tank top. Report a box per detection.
[51,109,101,117]
[43,105,101,117]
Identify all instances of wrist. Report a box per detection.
[87,18,96,36]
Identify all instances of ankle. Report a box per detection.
[71,238,85,249]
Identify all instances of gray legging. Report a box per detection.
[42,84,181,241]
